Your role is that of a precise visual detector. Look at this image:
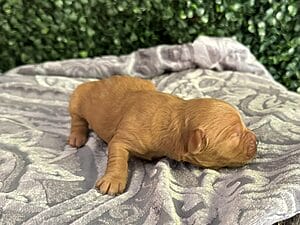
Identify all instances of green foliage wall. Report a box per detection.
[0,0,299,91]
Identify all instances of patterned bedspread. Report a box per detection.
[1,36,299,225]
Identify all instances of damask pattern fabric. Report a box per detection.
[1,36,299,225]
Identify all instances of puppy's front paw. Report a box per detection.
[68,132,87,148]
[95,175,126,195]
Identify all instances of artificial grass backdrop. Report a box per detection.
[0,0,299,91]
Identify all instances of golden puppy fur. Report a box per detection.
[68,75,257,195]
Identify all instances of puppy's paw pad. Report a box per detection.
[95,176,126,195]
[68,132,88,148]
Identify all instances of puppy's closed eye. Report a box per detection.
[229,126,243,140]
[230,133,240,138]
[228,132,241,147]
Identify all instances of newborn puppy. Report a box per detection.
[68,76,257,195]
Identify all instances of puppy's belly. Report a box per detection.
[131,151,165,161]
[83,106,122,143]
[90,123,115,143]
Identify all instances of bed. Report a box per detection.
[1,36,299,225]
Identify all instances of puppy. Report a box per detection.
[68,75,257,195]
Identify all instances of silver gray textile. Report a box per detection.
[1,36,299,225]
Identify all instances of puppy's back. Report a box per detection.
[106,75,156,93]
[77,75,155,98]
[101,75,156,93]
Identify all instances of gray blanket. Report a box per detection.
[1,36,299,225]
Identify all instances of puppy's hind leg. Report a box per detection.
[68,87,89,148]
[68,113,89,148]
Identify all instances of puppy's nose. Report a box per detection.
[246,132,257,158]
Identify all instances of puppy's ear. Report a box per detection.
[187,129,207,154]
